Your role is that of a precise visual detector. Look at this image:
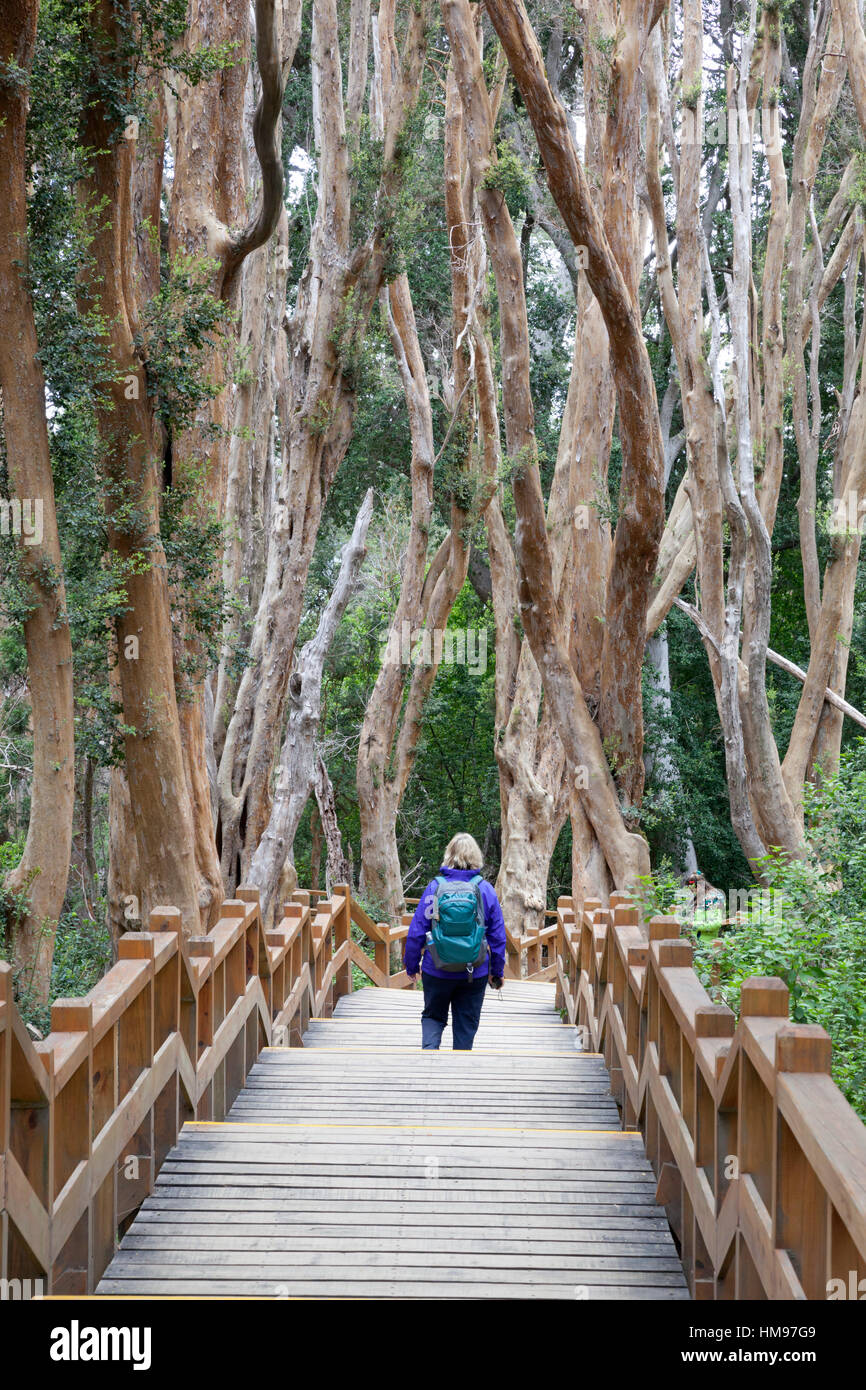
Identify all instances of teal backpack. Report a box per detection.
[425,874,488,976]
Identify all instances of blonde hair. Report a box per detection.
[443,833,483,870]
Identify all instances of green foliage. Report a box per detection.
[688,744,866,1119]
[483,138,532,219]
[6,905,114,1038]
[641,607,750,889]
[682,76,702,111]
[0,839,34,964]
[349,115,386,248]
[138,252,233,433]
[627,857,684,920]
[847,152,866,209]
[159,472,225,681]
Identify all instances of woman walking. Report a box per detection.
[404,833,506,1050]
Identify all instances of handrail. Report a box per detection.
[554,893,866,1299]
[503,919,558,981]
[9,874,859,1300]
[0,883,353,1294]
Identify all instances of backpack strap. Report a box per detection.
[472,875,484,922]
[429,875,448,922]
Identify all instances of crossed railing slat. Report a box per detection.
[0,882,406,1295]
[551,892,866,1301]
[5,882,864,1299]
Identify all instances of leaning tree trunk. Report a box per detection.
[167,0,299,923]
[247,490,373,929]
[0,0,76,1001]
[219,0,428,892]
[445,0,655,889]
[355,274,436,923]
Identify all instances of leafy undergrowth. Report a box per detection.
[0,837,113,1037]
[634,742,866,1122]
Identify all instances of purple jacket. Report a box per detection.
[404,867,507,980]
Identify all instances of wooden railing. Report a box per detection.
[9,875,860,1301]
[0,881,408,1295]
[554,892,866,1300]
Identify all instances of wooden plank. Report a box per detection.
[106,1249,686,1276]
[96,1276,690,1299]
[87,971,692,1301]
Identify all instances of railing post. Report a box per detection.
[334,883,352,1001]
[525,920,540,976]
[774,1023,833,1300]
[554,897,573,1011]
[49,997,93,1293]
[377,925,390,985]
[738,977,789,1229]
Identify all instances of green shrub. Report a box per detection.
[691,745,866,1119]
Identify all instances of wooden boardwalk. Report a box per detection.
[96,981,687,1299]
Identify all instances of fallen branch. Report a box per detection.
[766,647,866,732]
[672,597,866,731]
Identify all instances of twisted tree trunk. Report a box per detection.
[219,0,428,892]
[445,0,655,889]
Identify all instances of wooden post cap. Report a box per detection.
[648,915,681,942]
[776,1024,832,1073]
[118,933,157,960]
[583,898,603,915]
[613,905,640,927]
[694,1005,736,1038]
[658,940,693,967]
[149,907,182,934]
[219,899,248,918]
[236,886,261,905]
[740,977,789,1017]
[51,998,94,1032]
[608,892,633,909]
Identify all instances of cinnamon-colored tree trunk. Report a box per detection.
[445,0,658,889]
[0,0,76,1000]
[218,0,428,892]
[81,0,201,935]
[167,0,299,923]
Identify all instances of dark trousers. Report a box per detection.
[421,973,488,1050]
